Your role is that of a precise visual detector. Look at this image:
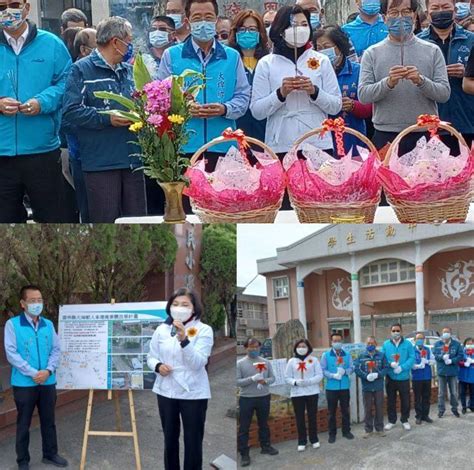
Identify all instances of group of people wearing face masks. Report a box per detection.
[4,285,213,470]
[237,323,474,467]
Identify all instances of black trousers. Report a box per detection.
[83,168,147,222]
[326,389,350,436]
[13,385,58,466]
[412,379,431,420]
[459,381,474,410]
[0,149,70,223]
[157,394,208,470]
[291,394,319,445]
[238,395,271,455]
[386,377,410,423]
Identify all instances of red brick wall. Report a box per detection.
[247,387,439,446]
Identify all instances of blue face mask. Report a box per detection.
[190,20,216,42]
[310,12,321,30]
[455,2,471,20]
[360,0,381,16]
[167,13,183,30]
[416,339,424,347]
[387,16,413,38]
[367,345,376,352]
[236,30,260,49]
[117,39,134,62]
[27,303,43,317]
[332,342,343,351]
[248,350,260,358]
[149,30,171,48]
[319,46,338,65]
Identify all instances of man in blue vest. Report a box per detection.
[418,0,474,148]
[433,326,464,418]
[0,0,72,223]
[4,285,66,470]
[411,332,436,425]
[381,323,415,431]
[342,0,388,58]
[320,333,355,443]
[157,0,250,163]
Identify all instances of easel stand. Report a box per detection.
[80,389,142,470]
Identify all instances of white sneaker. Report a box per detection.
[297,445,306,452]
[312,442,320,449]
[384,423,395,431]
[402,422,411,431]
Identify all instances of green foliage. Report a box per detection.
[0,225,178,325]
[200,225,237,337]
[133,53,152,91]
[93,91,136,111]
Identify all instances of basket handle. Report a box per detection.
[292,125,378,155]
[384,118,468,166]
[190,130,279,166]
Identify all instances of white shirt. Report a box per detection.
[3,23,29,55]
[147,318,214,400]
[250,48,342,153]
[285,355,324,397]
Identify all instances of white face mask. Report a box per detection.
[170,305,193,323]
[283,26,310,48]
[296,347,308,356]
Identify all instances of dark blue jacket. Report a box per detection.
[354,349,389,392]
[62,49,140,172]
[433,339,464,377]
[411,345,434,381]
[459,348,474,384]
[236,63,266,142]
[418,25,474,134]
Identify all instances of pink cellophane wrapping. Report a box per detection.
[283,144,381,203]
[378,137,474,202]
[184,146,286,213]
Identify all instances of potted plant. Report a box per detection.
[94,55,204,223]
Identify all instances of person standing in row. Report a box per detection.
[237,338,278,467]
[285,339,323,452]
[433,326,464,418]
[411,332,436,425]
[147,288,214,470]
[381,323,415,431]
[459,337,474,414]
[320,333,355,443]
[355,336,390,438]
[165,0,190,42]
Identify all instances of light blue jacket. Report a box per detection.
[158,37,250,153]
[4,312,60,387]
[321,348,353,391]
[381,337,415,381]
[0,22,71,157]
[342,14,388,58]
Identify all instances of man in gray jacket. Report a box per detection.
[237,337,278,467]
[358,0,451,153]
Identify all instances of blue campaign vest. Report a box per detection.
[10,313,56,387]
[168,38,239,154]
[459,350,474,384]
[411,346,433,381]
[324,349,351,391]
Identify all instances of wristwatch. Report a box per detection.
[417,75,426,87]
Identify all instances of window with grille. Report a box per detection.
[272,277,289,299]
[361,259,415,287]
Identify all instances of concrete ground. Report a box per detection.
[0,359,236,470]
[243,409,474,470]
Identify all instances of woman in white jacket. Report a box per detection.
[285,338,324,452]
[250,5,342,156]
[147,288,214,470]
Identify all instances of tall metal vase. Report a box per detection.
[158,182,186,223]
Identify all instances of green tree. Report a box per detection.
[200,224,237,337]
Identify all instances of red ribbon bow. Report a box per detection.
[443,345,449,353]
[393,353,400,363]
[255,362,267,373]
[421,350,427,358]
[297,362,307,372]
[467,349,473,357]
[367,360,375,373]
[222,127,250,160]
[336,356,344,365]
[321,117,346,157]
[416,114,450,140]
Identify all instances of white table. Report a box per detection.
[116,203,474,224]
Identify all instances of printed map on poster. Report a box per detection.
[56,302,167,390]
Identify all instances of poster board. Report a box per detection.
[56,302,167,390]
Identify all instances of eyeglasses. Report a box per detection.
[237,26,259,33]
[0,2,23,11]
[387,8,414,18]
[217,32,229,40]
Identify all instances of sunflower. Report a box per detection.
[187,327,198,338]
[307,57,320,70]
